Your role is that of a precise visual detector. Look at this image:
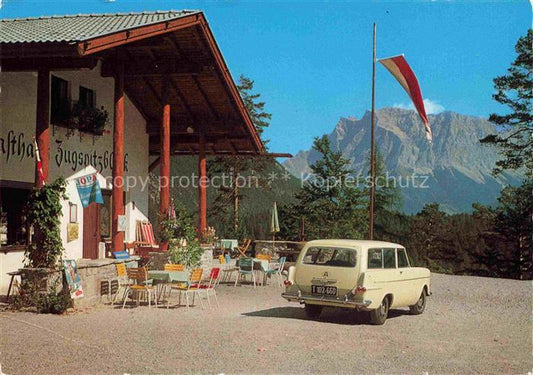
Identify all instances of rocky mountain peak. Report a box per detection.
[283,108,522,213]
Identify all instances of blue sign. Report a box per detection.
[75,173,103,208]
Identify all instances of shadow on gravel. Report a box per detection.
[243,307,410,325]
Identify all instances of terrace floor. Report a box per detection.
[0,274,531,374]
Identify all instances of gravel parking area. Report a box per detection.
[0,273,531,374]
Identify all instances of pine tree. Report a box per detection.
[363,150,402,239]
[494,180,532,279]
[285,135,367,240]
[236,75,271,141]
[407,203,451,271]
[209,75,272,235]
[481,29,533,176]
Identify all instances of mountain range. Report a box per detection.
[282,108,522,214]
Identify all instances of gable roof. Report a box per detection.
[0,10,266,156]
[0,10,200,44]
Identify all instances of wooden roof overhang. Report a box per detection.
[0,12,265,156]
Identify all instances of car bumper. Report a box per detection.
[282,291,372,309]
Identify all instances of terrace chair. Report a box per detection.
[219,254,238,284]
[256,253,271,262]
[264,256,287,287]
[167,268,204,311]
[199,268,220,309]
[234,258,257,288]
[162,263,185,297]
[111,262,136,304]
[235,239,252,257]
[134,220,159,258]
[164,263,184,271]
[121,267,157,309]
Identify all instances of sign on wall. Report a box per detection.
[67,223,79,242]
[75,173,104,208]
[118,215,127,232]
[0,130,129,177]
[63,259,84,299]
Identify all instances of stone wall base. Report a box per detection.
[73,258,138,309]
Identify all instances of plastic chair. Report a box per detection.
[234,258,257,288]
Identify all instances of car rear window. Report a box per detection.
[302,247,357,267]
[398,248,410,268]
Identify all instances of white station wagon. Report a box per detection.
[282,240,431,325]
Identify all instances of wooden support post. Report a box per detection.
[233,163,239,231]
[35,68,50,187]
[159,79,171,251]
[198,133,207,236]
[112,61,125,252]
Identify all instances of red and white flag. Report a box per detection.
[378,55,433,141]
[34,137,46,187]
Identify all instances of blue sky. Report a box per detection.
[1,1,531,155]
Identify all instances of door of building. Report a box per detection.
[83,202,100,259]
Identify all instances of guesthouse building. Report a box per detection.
[0,10,265,294]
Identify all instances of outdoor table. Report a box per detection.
[254,259,270,285]
[148,270,189,301]
[219,239,238,253]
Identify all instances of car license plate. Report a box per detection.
[311,285,337,296]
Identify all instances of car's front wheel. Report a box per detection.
[409,290,427,315]
[370,296,389,325]
[304,304,323,319]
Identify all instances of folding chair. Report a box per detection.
[235,239,252,257]
[134,221,159,259]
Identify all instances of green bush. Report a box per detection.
[25,178,67,269]
[34,291,71,314]
[158,202,196,242]
[162,201,205,269]
[168,238,204,269]
[13,278,71,314]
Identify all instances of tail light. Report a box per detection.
[353,285,366,294]
[284,280,293,287]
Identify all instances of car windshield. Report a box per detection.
[302,247,357,267]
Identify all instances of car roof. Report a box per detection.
[304,239,404,249]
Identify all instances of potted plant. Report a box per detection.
[159,202,207,269]
[168,238,204,270]
[71,102,109,135]
[200,226,217,245]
